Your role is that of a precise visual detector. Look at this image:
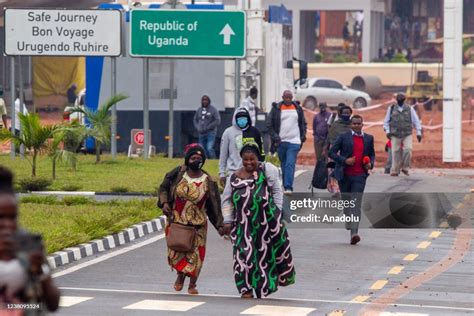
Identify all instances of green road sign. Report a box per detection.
[130,9,246,58]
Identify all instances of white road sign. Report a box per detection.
[4,9,122,56]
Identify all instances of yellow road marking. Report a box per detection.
[417,241,431,249]
[370,280,388,290]
[403,254,418,261]
[429,231,442,238]
[352,295,370,302]
[388,266,404,274]
[327,310,346,316]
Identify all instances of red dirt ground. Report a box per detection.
[298,94,474,168]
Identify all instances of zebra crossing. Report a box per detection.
[58,295,438,316]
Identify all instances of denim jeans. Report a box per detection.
[198,132,216,159]
[277,142,301,191]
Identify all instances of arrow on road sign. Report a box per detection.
[219,24,235,45]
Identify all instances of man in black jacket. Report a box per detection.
[329,115,375,245]
[267,90,307,194]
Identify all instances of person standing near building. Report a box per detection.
[313,102,331,160]
[342,21,351,54]
[383,93,422,176]
[193,94,221,159]
[329,115,375,245]
[13,91,28,136]
[0,88,8,130]
[267,90,307,194]
[239,87,259,126]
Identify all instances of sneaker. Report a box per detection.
[401,169,409,176]
[350,234,361,245]
[284,189,293,195]
[384,168,391,174]
[390,173,399,177]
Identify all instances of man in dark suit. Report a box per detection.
[329,115,375,245]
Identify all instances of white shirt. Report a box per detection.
[279,105,301,145]
[14,98,28,131]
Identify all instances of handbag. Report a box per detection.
[166,222,196,252]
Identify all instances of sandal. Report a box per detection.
[188,276,198,295]
[188,283,199,295]
[174,273,185,292]
[241,290,253,298]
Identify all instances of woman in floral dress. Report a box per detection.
[158,144,223,295]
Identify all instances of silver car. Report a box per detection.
[295,77,371,109]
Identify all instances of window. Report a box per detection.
[312,80,328,88]
[327,80,343,89]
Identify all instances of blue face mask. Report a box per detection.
[341,114,351,122]
[237,117,249,128]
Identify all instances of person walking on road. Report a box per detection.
[219,107,265,187]
[193,95,221,159]
[383,93,422,176]
[324,105,353,193]
[267,90,307,194]
[158,144,224,295]
[239,86,259,126]
[313,102,331,160]
[222,143,295,298]
[329,115,375,245]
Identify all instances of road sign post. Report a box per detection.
[130,10,246,58]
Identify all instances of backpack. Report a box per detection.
[311,158,328,191]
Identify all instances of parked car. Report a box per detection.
[295,77,371,109]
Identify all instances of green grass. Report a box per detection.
[18,196,162,254]
[0,154,219,193]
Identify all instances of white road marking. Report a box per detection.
[57,286,474,312]
[380,313,429,316]
[52,234,165,278]
[59,296,93,307]
[294,170,307,178]
[241,305,315,315]
[123,299,204,312]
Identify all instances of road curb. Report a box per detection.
[46,216,167,269]
[28,191,154,196]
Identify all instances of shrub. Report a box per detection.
[20,195,58,205]
[62,196,93,206]
[18,177,52,192]
[61,184,82,192]
[110,186,129,193]
[390,53,408,63]
[314,52,324,62]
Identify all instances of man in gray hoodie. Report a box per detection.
[219,107,265,186]
[193,94,221,159]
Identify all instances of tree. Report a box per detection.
[0,113,60,177]
[69,94,128,163]
[47,122,86,179]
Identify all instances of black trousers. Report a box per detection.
[338,174,367,235]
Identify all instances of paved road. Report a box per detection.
[52,168,474,315]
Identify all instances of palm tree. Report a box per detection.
[47,125,84,179]
[69,94,128,163]
[0,113,60,177]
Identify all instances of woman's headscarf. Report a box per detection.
[184,143,206,166]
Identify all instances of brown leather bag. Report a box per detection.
[166,222,196,252]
